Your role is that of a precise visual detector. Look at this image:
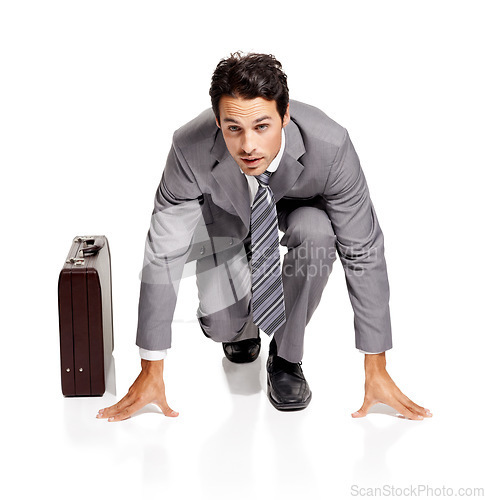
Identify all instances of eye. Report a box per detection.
[228,126,240,132]
[256,124,269,131]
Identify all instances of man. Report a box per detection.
[97,52,432,422]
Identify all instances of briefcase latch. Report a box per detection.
[65,257,85,266]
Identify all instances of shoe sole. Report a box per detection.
[267,378,312,411]
[226,354,259,364]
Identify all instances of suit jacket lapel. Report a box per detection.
[269,119,306,203]
[210,118,306,229]
[210,131,252,228]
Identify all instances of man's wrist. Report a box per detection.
[364,352,386,375]
[141,358,164,373]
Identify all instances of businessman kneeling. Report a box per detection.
[97,52,432,421]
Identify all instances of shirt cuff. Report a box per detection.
[139,348,168,361]
[359,349,384,354]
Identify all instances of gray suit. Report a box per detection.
[136,99,392,362]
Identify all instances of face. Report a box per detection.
[215,95,290,176]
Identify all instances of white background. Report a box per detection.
[1,1,484,498]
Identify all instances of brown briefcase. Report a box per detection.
[58,235,114,396]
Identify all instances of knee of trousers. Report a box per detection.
[197,302,251,343]
[281,207,337,264]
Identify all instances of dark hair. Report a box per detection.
[209,52,289,123]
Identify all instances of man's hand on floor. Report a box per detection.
[352,352,433,420]
[96,359,178,422]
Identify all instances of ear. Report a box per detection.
[215,116,221,129]
[282,104,290,128]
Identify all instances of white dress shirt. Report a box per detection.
[139,128,381,359]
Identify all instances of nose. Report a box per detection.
[241,131,256,154]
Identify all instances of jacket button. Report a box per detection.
[200,246,205,255]
[229,238,234,246]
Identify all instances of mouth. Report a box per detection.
[241,157,263,168]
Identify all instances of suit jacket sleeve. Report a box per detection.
[136,138,203,351]
[323,129,393,353]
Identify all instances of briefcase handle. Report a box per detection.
[79,237,105,256]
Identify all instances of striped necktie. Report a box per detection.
[250,170,286,335]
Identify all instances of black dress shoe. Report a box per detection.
[222,333,261,363]
[267,352,312,411]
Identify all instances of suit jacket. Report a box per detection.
[135,99,392,353]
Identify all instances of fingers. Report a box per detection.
[98,397,179,422]
[351,396,433,420]
[96,373,179,422]
[351,382,433,420]
[156,400,179,418]
[97,392,134,420]
[400,395,433,419]
[351,397,374,418]
[102,397,148,423]
[353,368,433,421]
[394,400,426,420]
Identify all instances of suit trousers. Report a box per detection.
[196,203,338,363]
